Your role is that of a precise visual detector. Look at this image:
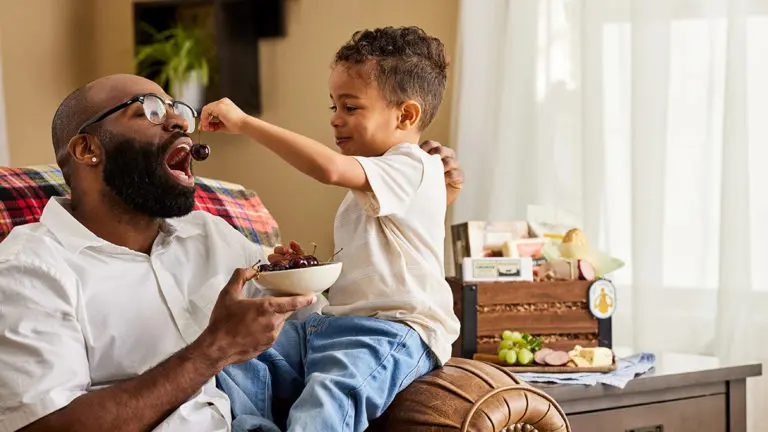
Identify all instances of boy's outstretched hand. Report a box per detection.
[199,98,249,134]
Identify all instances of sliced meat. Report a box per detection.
[534,348,553,365]
[544,350,570,366]
[578,259,596,280]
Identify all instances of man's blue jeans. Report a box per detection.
[219,313,438,432]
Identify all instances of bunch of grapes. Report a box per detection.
[497,330,542,366]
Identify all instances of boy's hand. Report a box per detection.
[199,98,249,134]
[268,240,305,264]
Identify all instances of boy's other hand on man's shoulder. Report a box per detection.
[420,140,464,196]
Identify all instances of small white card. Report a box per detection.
[462,257,534,282]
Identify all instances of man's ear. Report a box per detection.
[397,100,422,131]
[68,134,103,166]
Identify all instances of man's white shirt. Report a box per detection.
[0,197,266,432]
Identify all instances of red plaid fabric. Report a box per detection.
[0,165,281,247]
[192,177,280,246]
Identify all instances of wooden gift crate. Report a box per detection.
[448,278,612,358]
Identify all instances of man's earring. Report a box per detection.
[91,157,98,163]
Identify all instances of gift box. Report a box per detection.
[449,278,613,358]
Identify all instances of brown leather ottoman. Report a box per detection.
[370,358,570,432]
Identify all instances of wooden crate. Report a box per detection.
[449,278,612,358]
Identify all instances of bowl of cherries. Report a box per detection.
[255,246,342,296]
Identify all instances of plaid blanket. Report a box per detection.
[0,165,281,247]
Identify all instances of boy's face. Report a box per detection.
[328,64,404,157]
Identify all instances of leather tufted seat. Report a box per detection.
[370,358,570,431]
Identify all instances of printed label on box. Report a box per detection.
[463,257,534,282]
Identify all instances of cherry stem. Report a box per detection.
[328,248,343,262]
[252,259,263,278]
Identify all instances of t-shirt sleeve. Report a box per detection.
[352,145,425,217]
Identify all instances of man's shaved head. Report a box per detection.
[51,74,168,183]
[51,75,167,152]
[51,85,93,172]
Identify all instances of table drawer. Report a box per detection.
[567,394,726,432]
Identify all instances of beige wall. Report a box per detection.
[0,0,96,166]
[0,0,459,250]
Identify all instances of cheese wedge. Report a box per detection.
[566,345,614,367]
[577,347,614,367]
[570,356,590,367]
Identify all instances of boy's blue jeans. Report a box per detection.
[218,313,438,432]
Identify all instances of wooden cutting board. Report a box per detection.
[473,353,618,373]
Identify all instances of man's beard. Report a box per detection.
[99,129,196,218]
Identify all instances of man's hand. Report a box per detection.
[199,98,249,135]
[420,140,464,206]
[268,240,305,264]
[200,267,316,368]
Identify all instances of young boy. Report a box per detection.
[201,26,460,432]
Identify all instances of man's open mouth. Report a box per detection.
[164,140,195,187]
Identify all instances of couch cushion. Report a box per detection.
[0,165,281,247]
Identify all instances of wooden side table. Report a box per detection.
[533,353,762,432]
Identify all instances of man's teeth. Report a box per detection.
[168,145,190,165]
[171,170,191,181]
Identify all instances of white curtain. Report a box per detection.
[452,0,767,429]
[0,35,9,166]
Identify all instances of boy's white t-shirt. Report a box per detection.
[323,143,460,364]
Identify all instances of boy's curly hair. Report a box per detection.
[334,26,448,130]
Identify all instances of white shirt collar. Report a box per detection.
[39,197,199,255]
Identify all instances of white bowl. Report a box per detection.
[256,262,343,296]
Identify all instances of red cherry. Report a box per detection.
[289,256,308,269]
[191,143,210,161]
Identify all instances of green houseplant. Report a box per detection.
[135,23,211,110]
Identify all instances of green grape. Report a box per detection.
[518,348,534,365]
[502,330,514,341]
[509,331,524,344]
[498,348,510,362]
[498,340,515,351]
[505,349,518,365]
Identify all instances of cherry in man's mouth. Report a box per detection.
[164,138,195,187]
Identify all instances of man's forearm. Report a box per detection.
[20,333,222,432]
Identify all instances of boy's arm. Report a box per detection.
[199,98,372,192]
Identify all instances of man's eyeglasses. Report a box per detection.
[77,93,198,135]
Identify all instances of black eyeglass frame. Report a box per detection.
[76,93,199,135]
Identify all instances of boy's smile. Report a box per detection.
[329,64,417,157]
